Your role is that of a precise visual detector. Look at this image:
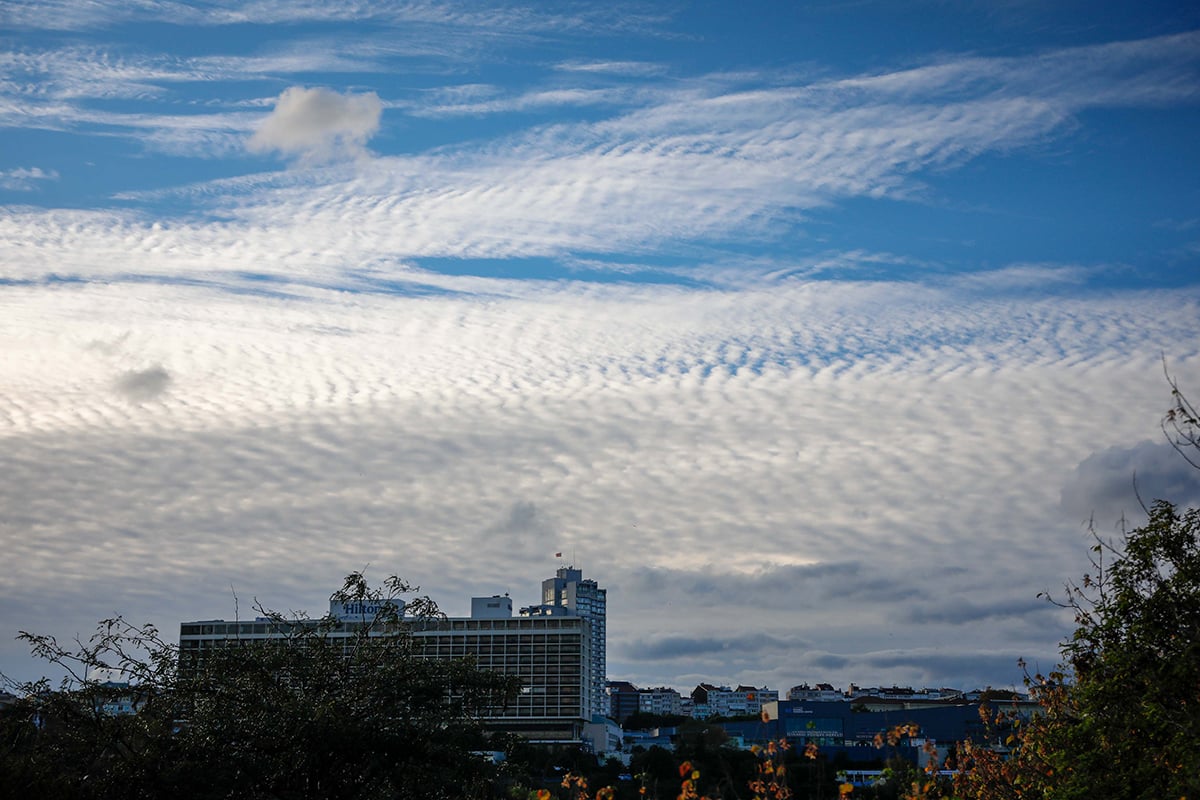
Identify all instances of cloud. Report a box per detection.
[476,501,563,565]
[904,596,1057,625]
[616,563,910,610]
[6,29,1197,263]
[2,13,1200,698]
[850,650,1037,687]
[947,264,1091,292]
[618,633,812,661]
[0,0,618,33]
[0,277,1194,690]
[0,167,59,191]
[1060,440,1200,522]
[113,365,172,402]
[412,86,641,117]
[247,87,382,163]
[555,60,667,77]
[822,30,1200,109]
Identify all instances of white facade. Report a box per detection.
[691,684,778,718]
[179,612,594,742]
[638,686,684,716]
[787,683,845,702]
[471,595,513,618]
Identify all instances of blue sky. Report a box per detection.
[2,1,1199,694]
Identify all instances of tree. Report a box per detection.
[954,503,1200,800]
[0,573,520,800]
[951,371,1200,800]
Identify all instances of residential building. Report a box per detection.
[96,681,144,716]
[690,683,778,718]
[638,686,684,717]
[787,683,844,702]
[847,686,967,711]
[607,682,685,723]
[607,680,641,723]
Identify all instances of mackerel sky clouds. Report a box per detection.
[2,1,1199,692]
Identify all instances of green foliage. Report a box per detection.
[956,502,1200,800]
[0,573,520,800]
[950,375,1200,800]
[1054,501,1200,798]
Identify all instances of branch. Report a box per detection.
[1161,357,1200,470]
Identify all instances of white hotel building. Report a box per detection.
[179,568,607,745]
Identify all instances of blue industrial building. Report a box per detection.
[711,700,1003,763]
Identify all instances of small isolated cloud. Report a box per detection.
[1060,440,1200,522]
[248,87,382,163]
[0,167,59,191]
[113,365,172,402]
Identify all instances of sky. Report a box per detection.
[2,0,1200,696]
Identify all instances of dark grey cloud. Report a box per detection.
[611,644,1035,692]
[615,562,911,610]
[854,650,1035,688]
[904,596,1055,625]
[113,365,171,402]
[616,632,812,662]
[479,501,561,563]
[1060,439,1200,523]
[808,652,850,671]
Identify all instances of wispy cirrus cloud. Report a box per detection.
[0,166,58,191]
[4,28,1195,181]
[822,29,1200,107]
[554,59,667,77]
[408,86,651,117]
[1,0,669,35]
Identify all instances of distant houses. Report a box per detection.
[609,680,1025,723]
[601,679,1034,762]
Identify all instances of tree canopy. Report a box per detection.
[0,573,520,800]
[950,375,1200,800]
[952,501,1200,800]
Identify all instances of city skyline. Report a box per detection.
[2,1,1200,694]
[174,570,1001,700]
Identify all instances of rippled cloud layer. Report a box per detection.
[2,1,1199,692]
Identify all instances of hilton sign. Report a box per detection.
[330,599,405,621]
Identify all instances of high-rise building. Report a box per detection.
[180,592,596,743]
[520,567,607,721]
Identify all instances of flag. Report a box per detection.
[555,552,562,558]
